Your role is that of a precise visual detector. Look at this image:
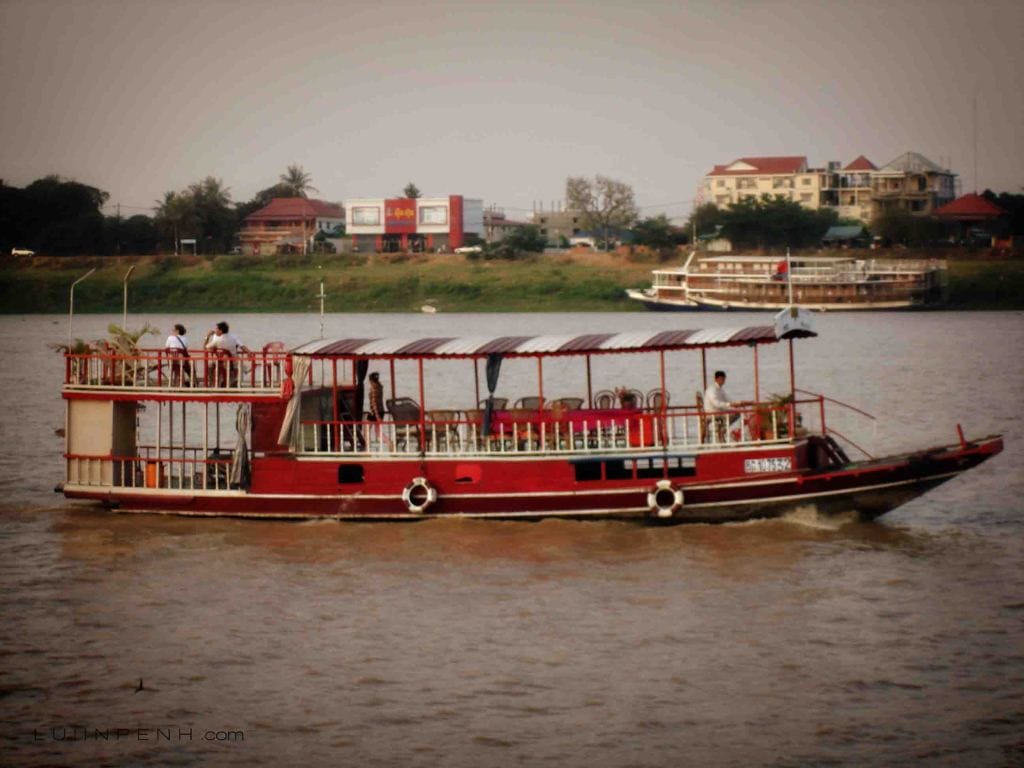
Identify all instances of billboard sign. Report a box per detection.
[385,198,417,233]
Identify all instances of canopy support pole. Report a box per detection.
[586,355,593,407]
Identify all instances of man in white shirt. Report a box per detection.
[204,321,247,386]
[204,321,245,356]
[704,370,747,441]
[704,370,734,413]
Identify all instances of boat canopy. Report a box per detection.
[292,323,816,361]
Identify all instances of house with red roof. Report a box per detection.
[239,198,345,255]
[702,152,958,225]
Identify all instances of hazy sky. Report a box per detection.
[1,0,1021,222]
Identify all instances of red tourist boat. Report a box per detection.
[59,309,1002,522]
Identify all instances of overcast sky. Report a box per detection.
[1,0,1021,221]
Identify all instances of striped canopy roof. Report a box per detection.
[293,324,815,359]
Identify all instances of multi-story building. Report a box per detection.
[702,152,957,223]
[239,197,345,255]
[530,206,583,245]
[344,195,483,252]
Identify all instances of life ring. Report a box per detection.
[647,480,683,519]
[402,477,437,514]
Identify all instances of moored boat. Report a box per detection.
[58,309,1000,522]
[628,252,949,311]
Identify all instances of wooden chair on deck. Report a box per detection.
[425,409,461,452]
[646,389,669,410]
[550,397,583,411]
[387,397,422,451]
[262,341,285,386]
[514,396,545,410]
[593,390,616,409]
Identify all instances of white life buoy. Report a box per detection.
[647,480,683,519]
[402,477,438,514]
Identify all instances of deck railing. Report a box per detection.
[296,400,815,457]
[65,446,235,490]
[64,349,289,394]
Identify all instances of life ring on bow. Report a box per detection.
[647,480,683,519]
[402,477,437,514]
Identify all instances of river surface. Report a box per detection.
[2,311,1023,767]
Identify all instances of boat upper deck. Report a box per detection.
[63,347,289,399]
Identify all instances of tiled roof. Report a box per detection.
[245,198,345,222]
[843,155,877,171]
[934,193,1006,220]
[708,156,808,176]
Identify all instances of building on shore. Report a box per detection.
[702,152,958,224]
[483,206,531,243]
[344,195,483,252]
[238,198,345,255]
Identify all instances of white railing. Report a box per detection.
[65,446,234,491]
[64,349,289,394]
[297,401,812,458]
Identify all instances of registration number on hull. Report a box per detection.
[744,457,792,474]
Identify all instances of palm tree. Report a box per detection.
[280,164,317,198]
[154,191,196,255]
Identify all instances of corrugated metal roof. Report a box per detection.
[291,323,814,359]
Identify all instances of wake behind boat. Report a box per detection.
[628,252,949,311]
[57,308,1001,522]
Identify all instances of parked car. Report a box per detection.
[454,245,482,254]
[11,247,34,256]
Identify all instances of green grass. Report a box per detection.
[2,252,1021,313]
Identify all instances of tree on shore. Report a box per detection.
[403,182,421,199]
[565,175,638,250]
[0,176,108,255]
[631,214,688,259]
[154,177,233,254]
[279,164,317,198]
[718,195,837,250]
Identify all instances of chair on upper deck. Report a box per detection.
[425,409,461,452]
[514,396,545,410]
[646,389,669,411]
[550,397,583,411]
[262,341,285,387]
[387,397,422,451]
[593,390,616,409]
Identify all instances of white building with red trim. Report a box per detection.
[344,195,483,252]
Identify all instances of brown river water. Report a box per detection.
[1,311,1023,766]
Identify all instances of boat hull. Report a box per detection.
[62,435,1003,524]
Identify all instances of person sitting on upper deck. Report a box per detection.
[704,370,751,440]
[204,321,248,357]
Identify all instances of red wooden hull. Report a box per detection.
[62,436,1003,523]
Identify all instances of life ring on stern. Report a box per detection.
[402,477,438,514]
[647,480,683,519]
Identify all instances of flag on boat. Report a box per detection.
[772,259,789,281]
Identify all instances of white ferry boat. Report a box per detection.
[627,253,949,311]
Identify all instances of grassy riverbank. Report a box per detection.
[2,251,1022,313]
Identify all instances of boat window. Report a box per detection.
[574,462,602,482]
[604,460,632,480]
[338,464,364,484]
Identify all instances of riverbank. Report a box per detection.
[2,251,1022,312]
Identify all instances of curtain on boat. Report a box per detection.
[230,404,251,488]
[482,353,503,437]
[277,356,311,447]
